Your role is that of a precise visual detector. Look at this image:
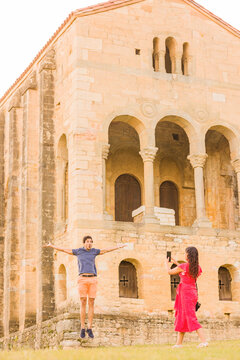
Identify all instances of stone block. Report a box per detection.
[75,36,102,51]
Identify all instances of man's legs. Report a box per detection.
[86,278,97,338]
[80,297,87,329]
[88,297,95,329]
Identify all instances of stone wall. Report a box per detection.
[19,83,38,330]
[38,50,56,323]
[0,312,240,350]
[4,102,21,334]
[0,112,5,337]
[53,224,240,319]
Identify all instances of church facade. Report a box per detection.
[0,0,240,348]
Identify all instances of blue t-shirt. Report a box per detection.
[72,247,100,275]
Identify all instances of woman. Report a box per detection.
[165,246,208,348]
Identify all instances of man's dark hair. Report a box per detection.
[83,235,92,243]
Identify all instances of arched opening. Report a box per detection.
[153,37,160,72]
[115,174,141,222]
[57,135,68,224]
[165,37,176,73]
[170,264,180,301]
[181,42,189,75]
[165,45,171,73]
[205,129,237,229]
[107,120,143,220]
[155,120,194,227]
[160,181,179,225]
[170,261,185,301]
[57,264,67,303]
[119,260,138,298]
[218,266,232,301]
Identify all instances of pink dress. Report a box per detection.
[174,262,202,332]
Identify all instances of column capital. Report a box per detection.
[21,71,37,95]
[139,147,158,162]
[102,143,110,160]
[187,153,208,168]
[231,159,240,173]
[39,49,56,73]
[8,91,21,112]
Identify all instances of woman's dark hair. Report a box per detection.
[83,235,92,243]
[186,246,199,279]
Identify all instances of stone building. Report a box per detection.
[0,0,240,348]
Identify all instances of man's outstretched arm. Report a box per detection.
[99,244,126,255]
[43,242,73,255]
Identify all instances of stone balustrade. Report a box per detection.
[132,206,175,226]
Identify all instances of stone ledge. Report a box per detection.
[1,312,240,350]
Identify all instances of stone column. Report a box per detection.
[188,153,212,228]
[19,73,38,331]
[102,143,112,220]
[231,159,240,229]
[0,112,5,337]
[159,49,166,73]
[4,93,21,337]
[37,49,56,327]
[187,55,193,76]
[175,52,182,74]
[139,147,158,223]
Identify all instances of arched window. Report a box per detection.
[115,174,141,222]
[170,264,180,301]
[57,135,68,223]
[181,42,189,75]
[57,264,67,303]
[218,267,232,301]
[165,37,176,73]
[153,37,160,72]
[119,260,138,298]
[160,181,179,225]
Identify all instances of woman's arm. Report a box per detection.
[165,258,183,275]
[171,258,180,266]
[99,244,126,255]
[43,242,73,255]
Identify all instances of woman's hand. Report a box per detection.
[165,257,171,264]
[165,257,171,270]
[171,257,179,266]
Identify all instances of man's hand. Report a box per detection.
[43,242,53,248]
[99,244,127,255]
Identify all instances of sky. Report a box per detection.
[0,0,239,98]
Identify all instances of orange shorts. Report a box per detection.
[77,276,98,298]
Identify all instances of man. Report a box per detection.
[44,235,126,339]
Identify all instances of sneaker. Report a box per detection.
[172,344,183,348]
[197,342,208,348]
[80,328,85,338]
[87,328,94,338]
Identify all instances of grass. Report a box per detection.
[0,341,239,360]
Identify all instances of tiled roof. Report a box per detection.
[1,0,239,104]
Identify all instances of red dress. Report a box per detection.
[174,262,202,332]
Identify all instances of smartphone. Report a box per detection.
[167,251,171,262]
